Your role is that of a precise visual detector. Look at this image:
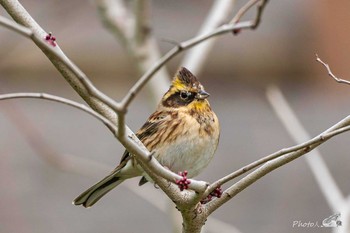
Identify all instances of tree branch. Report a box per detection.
[120,0,268,110]
[0,14,32,36]
[205,114,350,216]
[266,85,345,211]
[204,114,350,196]
[0,14,121,114]
[120,19,260,110]
[316,54,350,85]
[0,1,207,199]
[1,1,273,224]
[251,0,268,29]
[0,92,118,134]
[181,0,236,74]
[230,0,262,24]
[94,0,170,102]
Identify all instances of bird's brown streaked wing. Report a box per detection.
[119,111,170,163]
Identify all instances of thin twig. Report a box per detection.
[0,92,118,134]
[252,0,268,29]
[316,54,350,85]
[230,0,261,24]
[230,0,268,30]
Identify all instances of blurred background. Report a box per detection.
[1,0,350,232]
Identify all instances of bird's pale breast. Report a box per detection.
[154,110,219,178]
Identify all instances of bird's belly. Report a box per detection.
[154,133,217,178]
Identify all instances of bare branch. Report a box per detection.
[120,0,268,110]
[230,0,268,30]
[0,15,121,114]
[230,0,261,24]
[121,19,260,110]
[207,124,350,215]
[94,0,170,102]
[207,144,320,215]
[0,94,210,217]
[266,85,345,211]
[316,53,350,85]
[0,0,269,214]
[0,2,207,199]
[205,112,350,197]
[0,92,118,134]
[0,93,206,196]
[251,0,268,29]
[205,113,350,216]
[0,14,31,36]
[181,0,236,74]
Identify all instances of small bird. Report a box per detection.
[73,67,220,208]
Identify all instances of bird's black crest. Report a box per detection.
[177,67,200,86]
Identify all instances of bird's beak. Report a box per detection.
[196,90,210,100]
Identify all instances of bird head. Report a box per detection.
[161,67,211,110]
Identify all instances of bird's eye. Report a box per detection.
[180,91,191,100]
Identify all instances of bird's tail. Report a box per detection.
[73,172,124,208]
